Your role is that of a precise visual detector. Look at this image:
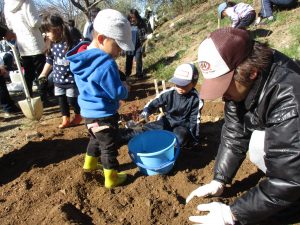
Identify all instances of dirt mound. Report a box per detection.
[0,78,267,225]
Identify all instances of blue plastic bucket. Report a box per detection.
[128,130,180,176]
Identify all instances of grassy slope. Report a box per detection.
[144,1,300,82]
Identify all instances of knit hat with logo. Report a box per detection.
[198,28,254,100]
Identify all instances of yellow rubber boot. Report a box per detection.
[104,169,127,188]
[83,154,103,171]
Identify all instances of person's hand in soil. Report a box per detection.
[186,180,224,203]
[189,202,235,225]
[139,111,149,122]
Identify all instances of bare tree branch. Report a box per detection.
[70,0,86,14]
[88,0,103,10]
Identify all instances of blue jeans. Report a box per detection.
[260,0,297,17]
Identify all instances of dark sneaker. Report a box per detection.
[7,105,21,113]
[4,105,21,118]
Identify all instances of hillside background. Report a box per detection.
[141,0,300,82]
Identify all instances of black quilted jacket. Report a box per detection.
[213,50,300,224]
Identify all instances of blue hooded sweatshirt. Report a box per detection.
[66,42,128,118]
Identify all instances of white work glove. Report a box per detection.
[189,202,235,225]
[186,180,224,204]
[140,111,149,122]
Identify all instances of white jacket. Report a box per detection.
[4,0,45,56]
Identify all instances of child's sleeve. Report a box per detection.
[189,98,204,141]
[46,52,54,66]
[143,91,168,114]
[226,8,240,28]
[100,65,128,100]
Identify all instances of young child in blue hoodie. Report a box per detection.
[66,9,134,189]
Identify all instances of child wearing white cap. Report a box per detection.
[140,63,203,147]
[66,9,134,189]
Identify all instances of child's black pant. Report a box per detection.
[85,114,141,169]
[143,116,190,146]
[58,95,80,116]
[125,46,143,78]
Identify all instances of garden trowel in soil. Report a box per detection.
[6,41,43,120]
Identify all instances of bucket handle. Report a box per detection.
[133,138,180,172]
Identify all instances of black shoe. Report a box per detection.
[6,105,21,113]
[4,105,21,118]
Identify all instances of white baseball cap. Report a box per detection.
[93,9,134,51]
[169,63,199,86]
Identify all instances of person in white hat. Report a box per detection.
[140,63,203,147]
[66,9,134,189]
[186,27,300,225]
[4,0,49,104]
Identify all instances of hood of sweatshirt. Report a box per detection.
[65,42,108,80]
[5,0,25,13]
[66,41,128,118]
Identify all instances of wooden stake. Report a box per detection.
[153,79,164,115]
[162,80,166,91]
[154,79,159,96]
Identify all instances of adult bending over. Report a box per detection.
[4,0,48,103]
[186,28,300,225]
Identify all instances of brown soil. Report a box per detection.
[0,78,278,225]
